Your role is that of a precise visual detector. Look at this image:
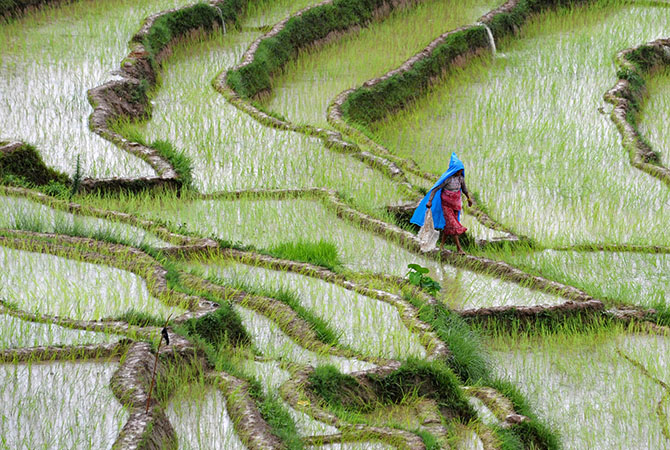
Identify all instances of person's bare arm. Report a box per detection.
[462,178,473,207]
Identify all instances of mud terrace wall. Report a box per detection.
[604,37,670,187]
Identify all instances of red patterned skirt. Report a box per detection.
[441,189,467,236]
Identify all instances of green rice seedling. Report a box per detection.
[166,382,246,450]
[0,314,120,349]
[218,276,342,346]
[0,245,185,321]
[195,261,427,360]
[242,0,330,27]
[113,308,166,328]
[485,248,670,313]
[309,444,395,449]
[0,195,170,248]
[119,24,408,207]
[235,305,375,373]
[371,2,670,247]
[488,325,670,449]
[0,360,127,448]
[0,0,202,178]
[267,239,343,272]
[639,67,670,167]
[263,0,500,128]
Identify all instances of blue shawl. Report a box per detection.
[410,152,465,230]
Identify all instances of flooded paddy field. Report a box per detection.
[0,361,127,449]
[490,330,670,449]
[0,245,185,320]
[0,194,169,247]
[2,0,669,447]
[639,68,670,167]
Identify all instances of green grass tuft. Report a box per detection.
[178,303,250,348]
[114,308,166,327]
[266,239,343,271]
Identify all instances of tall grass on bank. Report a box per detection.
[370,2,670,247]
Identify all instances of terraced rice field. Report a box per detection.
[1,0,669,448]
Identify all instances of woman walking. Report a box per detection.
[411,153,473,254]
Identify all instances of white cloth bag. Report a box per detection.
[418,209,440,252]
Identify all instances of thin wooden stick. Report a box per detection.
[146,315,172,414]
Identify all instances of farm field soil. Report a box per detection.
[193,261,427,360]
[119,7,406,209]
[487,249,670,310]
[0,361,127,448]
[0,314,120,349]
[166,383,245,450]
[263,0,499,128]
[639,68,670,167]
[371,2,670,247]
[0,0,198,178]
[490,330,670,449]
[1,195,170,248]
[0,245,185,320]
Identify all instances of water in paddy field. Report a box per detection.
[0,314,120,349]
[0,195,170,248]
[200,262,427,360]
[166,384,245,450]
[0,246,185,321]
[372,3,670,247]
[0,361,127,449]
[638,67,670,168]
[0,0,203,179]
[504,249,670,309]
[491,333,670,449]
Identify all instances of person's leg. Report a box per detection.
[440,229,448,251]
[453,235,464,254]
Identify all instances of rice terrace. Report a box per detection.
[1,0,669,448]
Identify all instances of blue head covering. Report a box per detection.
[410,152,465,230]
